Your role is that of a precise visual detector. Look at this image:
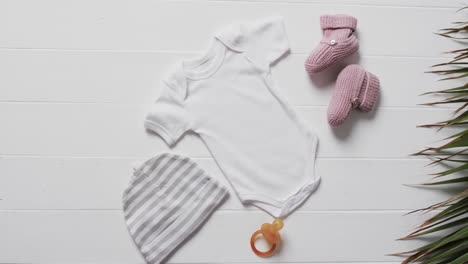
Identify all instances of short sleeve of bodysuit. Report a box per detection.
[144,81,191,147]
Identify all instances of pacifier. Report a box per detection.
[250,218,284,257]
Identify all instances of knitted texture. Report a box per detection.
[327,65,380,127]
[305,15,359,74]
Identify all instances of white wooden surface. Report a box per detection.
[2,0,467,263]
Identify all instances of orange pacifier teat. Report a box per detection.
[250,218,284,257]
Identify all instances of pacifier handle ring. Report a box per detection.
[250,230,277,257]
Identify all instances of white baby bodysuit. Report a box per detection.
[145,16,320,218]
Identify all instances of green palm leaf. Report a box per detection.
[398,7,468,263]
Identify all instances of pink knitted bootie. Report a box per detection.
[327,65,380,127]
[305,15,359,74]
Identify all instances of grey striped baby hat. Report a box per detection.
[122,153,228,264]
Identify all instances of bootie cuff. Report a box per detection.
[359,72,380,112]
[320,15,357,30]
